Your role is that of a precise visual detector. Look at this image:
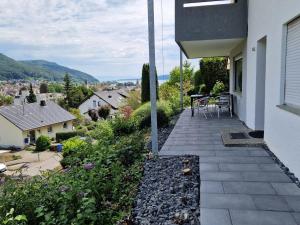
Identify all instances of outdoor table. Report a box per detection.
[190,94,204,117]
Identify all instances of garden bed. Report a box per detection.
[132,156,200,225]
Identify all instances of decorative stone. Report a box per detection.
[183,168,192,176]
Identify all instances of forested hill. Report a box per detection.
[0,53,98,83]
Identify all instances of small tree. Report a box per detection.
[98,105,110,120]
[26,83,37,103]
[64,73,72,105]
[141,63,159,103]
[40,83,48,93]
[35,135,51,152]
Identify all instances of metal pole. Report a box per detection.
[147,0,158,155]
[180,50,183,111]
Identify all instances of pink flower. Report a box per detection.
[83,163,95,171]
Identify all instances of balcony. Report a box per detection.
[175,0,248,58]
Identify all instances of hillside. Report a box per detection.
[21,60,98,83]
[0,53,98,83]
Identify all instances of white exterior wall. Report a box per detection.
[0,115,24,148]
[244,0,300,177]
[22,121,74,141]
[78,95,107,115]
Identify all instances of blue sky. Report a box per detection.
[0,0,199,80]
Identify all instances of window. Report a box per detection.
[63,122,68,129]
[284,16,300,108]
[93,100,96,108]
[48,126,53,133]
[234,56,243,92]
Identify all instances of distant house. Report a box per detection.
[78,89,128,117]
[0,101,75,149]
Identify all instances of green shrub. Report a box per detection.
[35,136,51,152]
[89,120,114,142]
[62,137,87,158]
[115,132,145,167]
[133,101,172,128]
[56,131,84,142]
[60,137,89,168]
[110,116,136,136]
[0,131,146,225]
[212,81,225,96]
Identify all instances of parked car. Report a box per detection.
[0,163,7,173]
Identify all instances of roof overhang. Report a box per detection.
[178,38,244,58]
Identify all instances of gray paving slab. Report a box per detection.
[252,195,291,211]
[200,208,232,225]
[292,213,300,224]
[259,164,282,172]
[242,172,292,182]
[200,163,219,171]
[199,156,274,164]
[201,181,224,193]
[201,193,256,210]
[200,172,244,181]
[230,210,297,225]
[219,163,261,172]
[271,183,300,195]
[284,196,300,212]
[223,182,276,195]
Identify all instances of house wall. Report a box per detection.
[22,121,74,142]
[245,0,300,177]
[78,95,107,115]
[0,115,24,148]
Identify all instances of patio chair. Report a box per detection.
[196,97,211,119]
[216,94,233,118]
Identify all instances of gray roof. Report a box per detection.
[0,101,75,131]
[94,90,126,109]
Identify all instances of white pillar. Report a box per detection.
[180,50,183,111]
[147,0,158,155]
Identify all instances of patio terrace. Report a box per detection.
[160,109,300,225]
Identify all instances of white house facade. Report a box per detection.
[176,0,300,177]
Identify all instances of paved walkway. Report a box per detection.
[160,109,300,225]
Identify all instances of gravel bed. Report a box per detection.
[148,114,180,151]
[132,156,200,225]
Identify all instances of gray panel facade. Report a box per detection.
[175,0,248,42]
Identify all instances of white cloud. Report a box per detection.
[0,0,199,79]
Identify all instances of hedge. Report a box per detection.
[56,131,84,142]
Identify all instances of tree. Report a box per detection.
[68,87,84,108]
[0,94,13,106]
[98,105,110,120]
[200,57,229,94]
[26,83,37,103]
[169,61,194,85]
[64,73,72,105]
[40,83,48,94]
[194,69,203,93]
[48,83,63,93]
[141,63,158,103]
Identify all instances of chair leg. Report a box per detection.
[203,111,208,119]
